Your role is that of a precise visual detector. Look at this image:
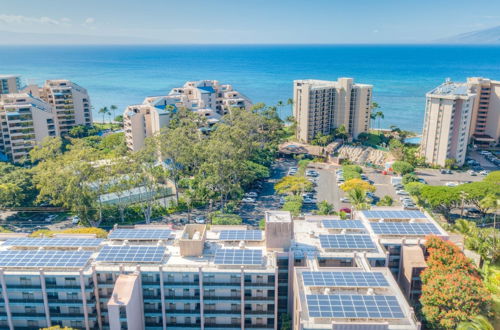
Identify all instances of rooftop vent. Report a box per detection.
[239,241,246,249]
[367,288,374,295]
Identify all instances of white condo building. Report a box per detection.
[0,93,58,162]
[124,80,252,151]
[0,75,92,162]
[0,75,21,95]
[293,78,372,143]
[0,206,450,330]
[420,80,476,167]
[25,80,93,134]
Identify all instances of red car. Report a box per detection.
[340,208,351,213]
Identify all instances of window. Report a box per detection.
[69,306,80,314]
[22,292,34,300]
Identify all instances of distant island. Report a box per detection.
[436,25,500,44]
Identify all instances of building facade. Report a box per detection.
[467,77,500,146]
[293,78,372,143]
[0,76,21,95]
[26,80,93,134]
[420,80,476,167]
[0,207,447,330]
[0,93,58,162]
[124,80,252,151]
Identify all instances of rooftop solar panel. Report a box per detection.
[219,230,263,241]
[306,294,405,319]
[302,271,389,287]
[213,249,262,265]
[0,250,92,268]
[361,210,426,219]
[96,245,165,263]
[319,235,376,250]
[108,229,172,240]
[370,222,441,236]
[322,220,365,230]
[3,237,103,248]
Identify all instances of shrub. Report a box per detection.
[392,161,414,175]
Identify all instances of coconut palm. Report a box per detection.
[375,111,384,133]
[287,98,294,117]
[98,106,109,124]
[370,102,379,127]
[456,315,494,330]
[277,100,284,118]
[110,105,118,123]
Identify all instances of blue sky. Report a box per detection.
[0,0,499,44]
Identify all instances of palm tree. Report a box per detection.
[370,102,379,128]
[98,106,109,124]
[287,98,294,118]
[277,100,284,118]
[375,111,384,133]
[457,315,494,330]
[335,125,348,143]
[110,105,118,123]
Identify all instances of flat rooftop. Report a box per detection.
[428,81,470,96]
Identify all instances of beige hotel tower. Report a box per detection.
[293,78,372,143]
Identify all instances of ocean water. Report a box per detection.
[1,45,499,132]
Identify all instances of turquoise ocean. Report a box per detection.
[1,45,499,132]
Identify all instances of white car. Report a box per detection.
[245,192,258,198]
[396,190,409,195]
[445,182,458,187]
[303,198,317,204]
[71,216,80,224]
[194,216,206,224]
[242,197,256,203]
[479,170,489,176]
[340,197,350,203]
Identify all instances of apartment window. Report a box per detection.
[25,306,36,314]
[22,292,34,300]
[64,277,77,285]
[20,277,31,286]
[70,321,83,328]
[69,306,80,314]
[27,320,38,328]
[67,292,78,300]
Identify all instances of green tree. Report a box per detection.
[389,139,405,160]
[402,173,419,185]
[316,200,335,215]
[457,315,494,330]
[211,212,243,225]
[29,136,63,162]
[392,161,414,175]
[420,185,460,218]
[282,195,303,216]
[340,178,376,193]
[110,104,118,123]
[377,195,393,206]
[0,183,24,207]
[445,158,457,169]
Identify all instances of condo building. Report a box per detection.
[0,93,58,162]
[25,80,93,134]
[0,207,447,330]
[0,75,21,95]
[420,80,476,167]
[124,80,252,151]
[467,77,500,146]
[293,78,372,143]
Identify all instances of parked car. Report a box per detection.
[445,182,458,187]
[340,197,350,203]
[242,197,256,203]
[245,192,258,198]
[71,216,80,224]
[339,208,351,214]
[194,216,206,224]
[303,198,317,204]
[396,190,409,196]
[45,214,57,222]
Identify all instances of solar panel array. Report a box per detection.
[214,249,263,265]
[0,250,92,268]
[322,220,365,230]
[302,271,389,288]
[219,230,263,241]
[361,210,426,219]
[306,294,404,319]
[108,229,172,240]
[3,237,103,247]
[370,222,441,236]
[319,235,376,250]
[96,245,165,263]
